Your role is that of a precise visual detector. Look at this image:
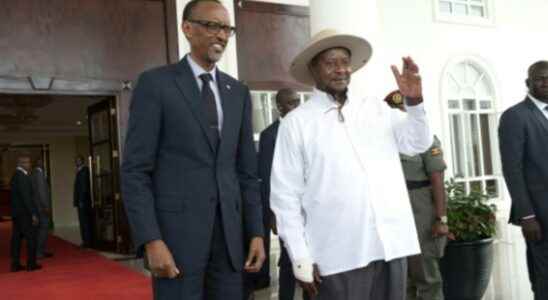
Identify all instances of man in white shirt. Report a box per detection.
[499,60,548,300]
[270,29,433,300]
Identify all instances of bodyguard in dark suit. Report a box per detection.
[256,89,301,300]
[31,159,53,258]
[10,154,41,272]
[121,1,265,299]
[73,156,93,248]
[499,60,548,300]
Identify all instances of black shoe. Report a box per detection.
[26,264,42,272]
[10,264,25,272]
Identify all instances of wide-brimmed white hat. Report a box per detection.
[290,29,373,86]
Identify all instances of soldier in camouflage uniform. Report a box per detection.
[385,91,449,300]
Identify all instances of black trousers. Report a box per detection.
[10,217,37,267]
[526,239,548,300]
[36,213,50,256]
[278,240,309,300]
[153,205,243,300]
[77,206,93,246]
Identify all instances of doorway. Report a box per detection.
[0,93,130,253]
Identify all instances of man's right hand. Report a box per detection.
[31,215,39,226]
[297,264,322,297]
[145,240,181,279]
[521,218,543,242]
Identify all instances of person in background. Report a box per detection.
[31,158,54,259]
[244,88,302,300]
[499,60,548,300]
[10,153,41,272]
[74,155,93,248]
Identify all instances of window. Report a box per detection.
[443,60,499,198]
[250,90,311,143]
[439,0,487,17]
[435,0,493,26]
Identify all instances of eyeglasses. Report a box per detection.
[188,19,236,36]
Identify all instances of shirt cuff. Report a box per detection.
[292,258,314,283]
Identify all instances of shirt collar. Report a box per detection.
[16,167,28,175]
[311,88,356,113]
[186,54,217,84]
[528,93,548,112]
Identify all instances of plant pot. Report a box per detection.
[439,238,494,300]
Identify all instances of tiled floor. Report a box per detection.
[54,222,534,300]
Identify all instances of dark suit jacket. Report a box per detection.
[121,57,263,274]
[499,97,548,230]
[73,166,91,208]
[31,168,50,214]
[258,120,280,229]
[10,169,37,221]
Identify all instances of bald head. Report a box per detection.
[526,60,548,102]
[275,88,300,118]
[17,153,32,172]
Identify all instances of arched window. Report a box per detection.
[443,60,499,197]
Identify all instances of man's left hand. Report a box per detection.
[391,56,423,105]
[244,237,265,273]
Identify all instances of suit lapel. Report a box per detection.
[218,72,236,153]
[525,97,548,133]
[173,58,217,153]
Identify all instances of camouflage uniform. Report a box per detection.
[400,136,447,300]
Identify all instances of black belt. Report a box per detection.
[406,180,431,190]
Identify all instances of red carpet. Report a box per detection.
[0,222,152,300]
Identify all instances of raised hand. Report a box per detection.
[391,56,423,105]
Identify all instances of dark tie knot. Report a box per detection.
[199,73,213,84]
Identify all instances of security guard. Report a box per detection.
[385,90,449,300]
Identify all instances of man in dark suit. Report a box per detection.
[10,153,41,272]
[73,155,93,248]
[499,60,548,300]
[121,1,265,299]
[31,159,53,258]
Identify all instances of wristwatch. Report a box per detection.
[436,216,448,225]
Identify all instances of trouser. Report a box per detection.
[152,205,243,300]
[77,206,93,246]
[313,258,407,300]
[407,254,443,300]
[526,239,548,300]
[36,213,50,256]
[10,217,38,266]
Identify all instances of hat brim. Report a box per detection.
[290,34,372,86]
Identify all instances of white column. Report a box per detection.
[309,0,391,99]
[175,0,239,78]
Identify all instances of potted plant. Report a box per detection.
[439,179,497,300]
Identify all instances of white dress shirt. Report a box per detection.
[529,93,548,120]
[270,89,433,276]
[187,54,224,132]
